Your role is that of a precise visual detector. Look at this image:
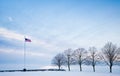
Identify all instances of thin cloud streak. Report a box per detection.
[0,48,51,58]
[0,27,62,53]
[0,27,24,41]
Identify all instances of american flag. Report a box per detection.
[25,38,31,42]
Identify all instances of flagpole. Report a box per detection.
[24,37,26,71]
[23,37,31,71]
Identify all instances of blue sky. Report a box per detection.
[0,0,120,69]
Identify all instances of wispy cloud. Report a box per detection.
[0,48,51,58]
[31,37,62,51]
[8,16,13,22]
[0,27,24,41]
[0,27,62,55]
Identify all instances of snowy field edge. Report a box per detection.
[0,71,120,76]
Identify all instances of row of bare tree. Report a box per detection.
[51,42,120,73]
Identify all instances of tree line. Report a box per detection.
[51,42,120,73]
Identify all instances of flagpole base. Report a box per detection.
[23,68,27,71]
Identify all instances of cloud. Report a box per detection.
[0,27,77,52]
[8,16,13,22]
[0,48,52,65]
[0,48,50,58]
[0,27,62,56]
[0,27,24,41]
[31,37,62,51]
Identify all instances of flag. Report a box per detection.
[25,38,31,42]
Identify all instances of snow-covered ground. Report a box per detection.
[65,65,120,74]
[0,65,120,76]
[0,71,120,76]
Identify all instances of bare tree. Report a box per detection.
[52,53,66,70]
[102,42,120,73]
[64,48,74,71]
[87,47,98,72]
[73,48,87,71]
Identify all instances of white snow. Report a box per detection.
[0,65,119,76]
[0,71,120,76]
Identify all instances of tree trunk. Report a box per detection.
[79,63,82,71]
[68,64,70,71]
[68,57,70,71]
[92,56,95,72]
[58,65,60,70]
[110,65,112,73]
[93,65,95,72]
[58,60,61,70]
